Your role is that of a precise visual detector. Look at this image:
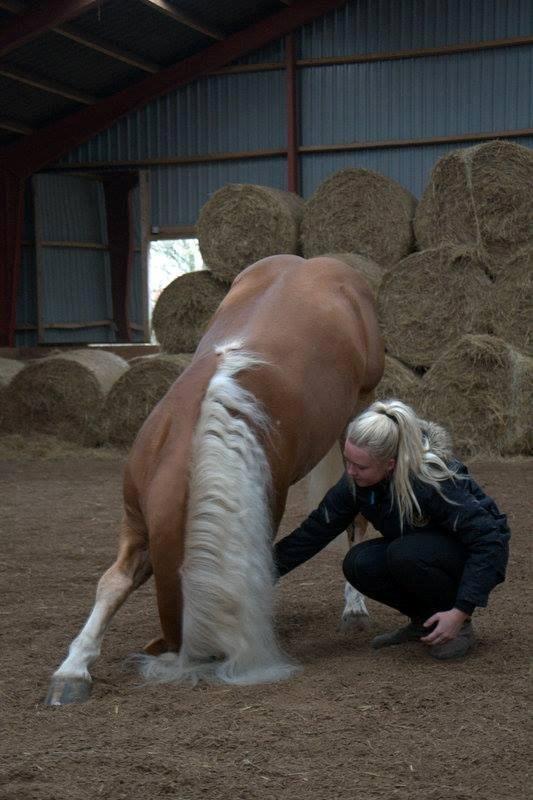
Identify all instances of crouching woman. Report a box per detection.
[274,400,510,660]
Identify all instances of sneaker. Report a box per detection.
[371,619,426,650]
[430,621,475,661]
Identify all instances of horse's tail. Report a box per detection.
[139,342,298,685]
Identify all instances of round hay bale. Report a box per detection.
[198,184,304,283]
[414,140,533,265]
[375,355,422,407]
[377,245,494,368]
[152,270,228,353]
[0,357,25,432]
[104,353,193,448]
[0,357,24,387]
[3,349,128,446]
[418,334,533,457]
[301,168,416,268]
[322,253,384,297]
[490,248,532,355]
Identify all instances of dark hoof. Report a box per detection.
[44,676,92,706]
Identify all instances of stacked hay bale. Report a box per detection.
[377,139,533,456]
[414,140,533,263]
[152,270,228,353]
[419,335,532,457]
[378,245,494,368]
[322,253,384,297]
[301,168,417,268]
[198,184,304,283]
[375,355,422,406]
[104,353,192,448]
[0,357,25,431]
[3,349,128,446]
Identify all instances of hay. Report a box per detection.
[414,140,533,265]
[104,353,193,448]
[0,357,24,387]
[0,433,121,461]
[375,355,422,407]
[418,334,533,457]
[301,168,416,268]
[152,270,228,353]
[322,253,384,297]
[198,184,304,283]
[490,248,532,355]
[3,349,128,446]
[377,245,494,368]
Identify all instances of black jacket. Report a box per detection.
[274,462,510,615]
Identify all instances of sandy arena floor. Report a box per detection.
[0,442,530,800]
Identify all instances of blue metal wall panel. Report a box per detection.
[36,175,107,243]
[299,0,533,57]
[299,45,533,146]
[60,70,286,164]
[40,248,114,344]
[301,135,533,199]
[150,157,288,227]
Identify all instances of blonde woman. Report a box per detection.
[274,400,510,660]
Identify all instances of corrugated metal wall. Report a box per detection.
[19,0,532,344]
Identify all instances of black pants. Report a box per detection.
[342,531,468,622]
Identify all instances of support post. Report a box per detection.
[285,32,299,194]
[102,172,138,343]
[0,168,25,346]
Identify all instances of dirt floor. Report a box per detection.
[0,439,530,800]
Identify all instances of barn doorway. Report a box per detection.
[148,238,204,339]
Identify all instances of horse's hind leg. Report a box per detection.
[339,517,370,632]
[45,520,152,706]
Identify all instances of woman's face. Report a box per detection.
[343,440,395,487]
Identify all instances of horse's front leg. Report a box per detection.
[338,516,369,632]
[45,521,151,705]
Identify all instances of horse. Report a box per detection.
[45,254,384,705]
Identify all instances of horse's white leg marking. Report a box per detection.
[47,534,150,703]
[339,519,370,632]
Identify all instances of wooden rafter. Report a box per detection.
[137,0,225,40]
[0,117,32,134]
[0,64,96,104]
[0,0,160,73]
[0,0,98,56]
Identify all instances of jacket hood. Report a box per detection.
[418,418,454,462]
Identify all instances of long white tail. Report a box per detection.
[139,343,298,685]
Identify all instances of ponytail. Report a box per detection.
[345,399,459,530]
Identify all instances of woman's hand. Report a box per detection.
[420,608,469,646]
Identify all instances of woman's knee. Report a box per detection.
[342,540,387,589]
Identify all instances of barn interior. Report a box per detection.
[0,2,530,798]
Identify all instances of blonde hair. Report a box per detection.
[345,398,459,530]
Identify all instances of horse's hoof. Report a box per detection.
[44,677,92,706]
[143,636,168,656]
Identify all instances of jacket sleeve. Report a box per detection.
[419,476,510,614]
[274,474,359,577]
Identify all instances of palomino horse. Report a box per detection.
[45,254,384,704]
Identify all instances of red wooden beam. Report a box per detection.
[285,32,299,194]
[0,0,347,178]
[0,168,25,346]
[103,173,138,343]
[0,0,98,56]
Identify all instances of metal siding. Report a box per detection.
[299,45,533,146]
[298,0,533,57]
[128,252,145,343]
[149,157,287,227]
[301,135,533,199]
[60,70,286,164]
[40,248,114,344]
[36,175,108,243]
